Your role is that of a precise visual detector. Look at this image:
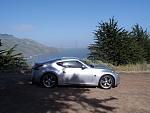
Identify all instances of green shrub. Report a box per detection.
[0,40,28,72]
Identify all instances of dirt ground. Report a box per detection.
[0,72,150,113]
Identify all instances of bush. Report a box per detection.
[0,40,28,72]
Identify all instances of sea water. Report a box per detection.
[27,48,89,65]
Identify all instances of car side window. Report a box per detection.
[63,61,83,68]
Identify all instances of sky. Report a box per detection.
[0,0,150,48]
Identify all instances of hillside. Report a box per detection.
[0,34,60,57]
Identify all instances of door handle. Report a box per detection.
[63,70,65,73]
[94,75,96,77]
[62,68,66,73]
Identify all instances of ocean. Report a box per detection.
[27,48,89,65]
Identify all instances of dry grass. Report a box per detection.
[85,59,150,72]
[112,63,150,72]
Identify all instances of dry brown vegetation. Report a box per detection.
[111,64,150,72]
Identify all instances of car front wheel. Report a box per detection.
[41,73,57,88]
[99,75,114,89]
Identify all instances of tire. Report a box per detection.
[41,73,57,88]
[99,75,114,89]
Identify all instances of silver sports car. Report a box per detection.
[32,57,120,89]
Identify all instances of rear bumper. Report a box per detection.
[31,70,42,84]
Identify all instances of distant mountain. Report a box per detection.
[0,34,60,57]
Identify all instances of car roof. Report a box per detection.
[48,57,80,62]
[60,57,79,60]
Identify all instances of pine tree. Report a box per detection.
[0,40,28,71]
[88,17,145,65]
[130,24,150,63]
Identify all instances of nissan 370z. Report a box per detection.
[32,57,120,89]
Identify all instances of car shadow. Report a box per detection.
[0,72,118,113]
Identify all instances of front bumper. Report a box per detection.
[114,73,120,87]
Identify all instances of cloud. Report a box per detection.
[13,24,35,32]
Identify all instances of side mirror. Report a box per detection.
[89,64,94,68]
[81,65,86,70]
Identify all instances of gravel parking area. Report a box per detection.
[0,72,150,113]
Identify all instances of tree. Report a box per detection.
[0,39,5,64]
[88,17,145,65]
[0,39,28,71]
[130,24,150,63]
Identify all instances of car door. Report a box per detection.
[62,60,93,84]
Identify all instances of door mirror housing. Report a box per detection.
[81,65,87,70]
[89,64,94,68]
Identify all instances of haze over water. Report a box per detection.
[28,48,89,65]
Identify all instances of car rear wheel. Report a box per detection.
[99,75,114,89]
[41,73,57,88]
